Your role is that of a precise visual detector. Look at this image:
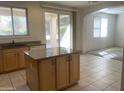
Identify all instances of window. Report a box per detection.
[0,7,13,36]
[0,7,28,36]
[93,16,108,38]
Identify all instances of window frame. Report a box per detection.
[0,6,29,37]
[93,16,108,38]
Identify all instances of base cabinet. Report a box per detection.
[39,58,56,90]
[25,55,39,91]
[0,50,3,73]
[1,47,29,72]
[18,52,26,68]
[56,55,69,89]
[25,53,80,91]
[70,53,80,84]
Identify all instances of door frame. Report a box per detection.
[43,8,73,49]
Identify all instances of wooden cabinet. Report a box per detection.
[2,46,29,72]
[56,55,69,89]
[39,58,56,90]
[18,52,25,68]
[18,47,29,68]
[3,52,18,71]
[25,55,39,91]
[70,53,80,84]
[0,50,3,73]
[25,52,80,91]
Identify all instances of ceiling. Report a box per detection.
[99,6,124,14]
[48,1,100,8]
[44,1,124,15]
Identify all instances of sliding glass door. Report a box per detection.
[45,11,73,49]
[45,12,58,48]
[59,14,72,49]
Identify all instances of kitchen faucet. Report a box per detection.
[12,40,15,44]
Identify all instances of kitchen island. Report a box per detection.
[24,47,80,91]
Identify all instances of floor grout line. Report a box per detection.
[8,74,15,90]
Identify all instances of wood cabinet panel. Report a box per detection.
[3,46,29,72]
[0,51,3,73]
[3,52,18,71]
[18,52,25,68]
[56,55,69,89]
[25,55,39,91]
[39,58,56,90]
[70,53,80,84]
[25,51,80,91]
[18,47,29,68]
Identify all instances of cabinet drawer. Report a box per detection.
[3,47,29,53]
[3,48,18,53]
[16,47,29,52]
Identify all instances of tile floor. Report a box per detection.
[0,54,122,91]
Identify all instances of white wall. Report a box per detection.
[115,14,124,47]
[75,10,83,50]
[79,1,124,53]
[82,12,116,53]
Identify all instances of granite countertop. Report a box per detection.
[0,41,45,49]
[24,47,81,60]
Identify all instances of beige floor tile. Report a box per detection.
[78,80,91,88]
[101,78,115,85]
[15,84,30,91]
[0,79,13,91]
[111,81,121,89]
[91,80,111,90]
[82,76,98,84]
[11,77,26,87]
[80,72,90,79]
[0,74,9,81]
[65,84,85,91]
[105,74,121,81]
[83,85,101,91]
[103,86,120,91]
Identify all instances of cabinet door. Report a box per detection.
[18,52,26,68]
[0,53,3,73]
[3,52,18,71]
[18,47,29,68]
[25,55,39,91]
[56,55,69,89]
[39,58,56,90]
[70,53,80,84]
